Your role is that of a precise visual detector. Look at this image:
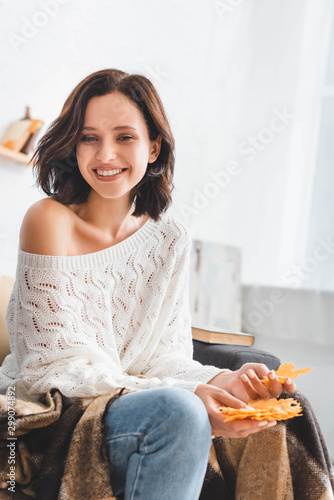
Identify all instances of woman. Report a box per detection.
[0,69,298,499]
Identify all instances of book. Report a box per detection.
[192,325,254,346]
[20,119,43,154]
[1,118,33,152]
[1,107,43,154]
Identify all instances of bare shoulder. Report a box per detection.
[19,198,72,255]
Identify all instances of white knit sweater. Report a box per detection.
[0,213,222,399]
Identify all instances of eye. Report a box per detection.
[80,135,98,142]
[118,135,134,141]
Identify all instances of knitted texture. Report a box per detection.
[0,214,221,398]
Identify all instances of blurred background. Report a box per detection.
[0,0,333,457]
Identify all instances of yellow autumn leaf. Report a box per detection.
[260,363,314,387]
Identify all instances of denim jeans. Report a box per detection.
[104,387,212,500]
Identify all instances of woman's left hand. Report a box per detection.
[207,363,297,403]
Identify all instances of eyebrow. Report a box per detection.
[81,126,137,131]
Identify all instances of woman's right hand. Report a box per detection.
[194,383,276,438]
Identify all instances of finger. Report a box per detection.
[223,418,277,438]
[282,377,297,393]
[267,371,283,397]
[245,369,271,399]
[236,420,277,438]
[214,387,252,410]
[243,363,269,379]
[241,373,259,400]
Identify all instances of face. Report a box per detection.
[76,91,161,203]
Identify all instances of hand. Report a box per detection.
[194,383,277,437]
[207,363,297,404]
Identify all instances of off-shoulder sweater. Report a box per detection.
[0,213,222,399]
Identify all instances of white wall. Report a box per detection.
[0,0,332,286]
[0,160,44,277]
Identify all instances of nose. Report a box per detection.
[95,140,117,163]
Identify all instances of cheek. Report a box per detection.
[131,143,151,166]
[76,144,91,161]
[75,147,91,179]
[76,145,95,175]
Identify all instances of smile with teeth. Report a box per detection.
[95,168,125,176]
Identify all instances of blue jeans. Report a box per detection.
[104,387,212,500]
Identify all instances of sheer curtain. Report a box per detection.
[305,5,334,291]
[171,0,332,287]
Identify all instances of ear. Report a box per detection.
[148,135,162,164]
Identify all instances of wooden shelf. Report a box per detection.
[0,145,31,165]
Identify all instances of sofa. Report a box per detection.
[0,275,13,366]
[0,274,280,371]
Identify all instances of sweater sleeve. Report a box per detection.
[140,229,224,390]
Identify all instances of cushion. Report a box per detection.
[0,275,15,365]
[192,339,281,371]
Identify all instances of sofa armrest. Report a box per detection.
[192,339,281,371]
[0,275,15,366]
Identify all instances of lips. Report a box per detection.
[94,168,125,176]
[92,167,127,182]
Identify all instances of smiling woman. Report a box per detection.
[0,68,332,500]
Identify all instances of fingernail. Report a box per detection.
[269,372,276,380]
[286,378,291,384]
[241,374,248,382]
[267,421,277,428]
[258,420,268,426]
[248,370,255,379]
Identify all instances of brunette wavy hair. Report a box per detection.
[32,69,175,221]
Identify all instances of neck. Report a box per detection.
[73,192,143,241]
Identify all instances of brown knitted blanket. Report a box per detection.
[0,390,333,499]
[201,392,334,500]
